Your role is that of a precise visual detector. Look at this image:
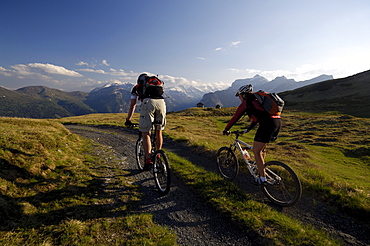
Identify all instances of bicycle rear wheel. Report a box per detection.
[216,147,239,180]
[135,138,145,171]
[153,150,171,195]
[262,161,302,207]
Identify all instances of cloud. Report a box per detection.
[77,68,106,74]
[230,41,241,47]
[76,59,110,68]
[102,60,110,66]
[28,63,83,77]
[109,69,135,77]
[214,40,241,52]
[197,57,206,60]
[76,67,138,77]
[10,64,35,77]
[0,66,14,76]
[158,74,227,89]
[76,61,89,66]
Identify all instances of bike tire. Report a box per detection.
[216,147,239,180]
[153,150,171,195]
[135,138,145,171]
[262,161,302,207]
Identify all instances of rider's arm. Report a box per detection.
[246,119,258,131]
[126,98,137,121]
[126,86,138,125]
[224,100,247,131]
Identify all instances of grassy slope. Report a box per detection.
[280,69,370,118]
[56,108,370,244]
[58,108,370,215]
[166,109,370,219]
[1,107,369,245]
[0,117,177,245]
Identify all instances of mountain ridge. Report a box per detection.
[1,71,368,118]
[199,74,333,108]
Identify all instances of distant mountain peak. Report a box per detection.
[200,74,334,108]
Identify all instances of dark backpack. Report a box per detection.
[254,90,284,116]
[138,76,164,99]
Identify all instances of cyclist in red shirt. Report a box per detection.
[223,84,281,185]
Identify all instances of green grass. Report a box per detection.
[166,151,339,245]
[56,108,370,222]
[5,107,367,244]
[167,109,370,220]
[0,117,177,245]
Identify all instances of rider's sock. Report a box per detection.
[260,176,267,182]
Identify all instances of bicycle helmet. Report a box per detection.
[235,84,253,97]
[137,73,148,84]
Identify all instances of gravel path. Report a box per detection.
[65,124,370,246]
[65,124,254,246]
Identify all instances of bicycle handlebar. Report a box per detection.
[223,129,249,137]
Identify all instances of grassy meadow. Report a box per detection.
[0,117,177,245]
[168,108,370,218]
[58,108,370,221]
[1,107,369,245]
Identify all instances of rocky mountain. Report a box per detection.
[85,83,132,113]
[199,74,333,108]
[0,81,209,118]
[2,70,369,119]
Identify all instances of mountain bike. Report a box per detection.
[217,130,302,206]
[135,120,171,195]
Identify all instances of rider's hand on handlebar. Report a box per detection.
[125,119,132,126]
[125,119,138,127]
[222,130,230,135]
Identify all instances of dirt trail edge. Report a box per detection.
[65,124,369,246]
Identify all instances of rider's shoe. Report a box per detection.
[143,163,152,171]
[143,159,153,171]
[253,177,267,186]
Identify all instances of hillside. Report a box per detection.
[17,86,95,116]
[0,86,75,118]
[0,85,128,119]
[281,69,370,118]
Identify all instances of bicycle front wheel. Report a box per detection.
[135,138,145,171]
[153,150,171,195]
[217,147,239,180]
[262,161,302,207]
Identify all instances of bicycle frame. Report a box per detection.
[137,123,160,153]
[231,139,259,180]
[218,130,302,206]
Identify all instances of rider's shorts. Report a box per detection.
[254,118,281,143]
[139,98,166,132]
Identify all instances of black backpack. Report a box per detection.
[138,75,164,99]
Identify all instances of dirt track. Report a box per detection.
[65,124,370,246]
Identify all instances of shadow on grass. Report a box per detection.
[0,156,134,231]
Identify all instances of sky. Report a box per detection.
[1,0,370,92]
